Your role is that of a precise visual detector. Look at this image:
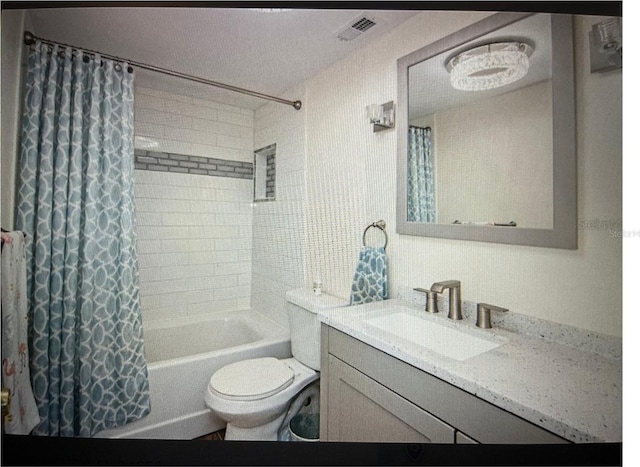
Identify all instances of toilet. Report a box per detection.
[204,288,348,440]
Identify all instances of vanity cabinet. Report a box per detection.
[320,325,568,444]
[326,354,455,442]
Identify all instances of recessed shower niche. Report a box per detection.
[254,144,276,202]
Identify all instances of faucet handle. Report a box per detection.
[413,288,439,313]
[476,303,508,329]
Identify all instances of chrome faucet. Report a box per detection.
[430,280,462,320]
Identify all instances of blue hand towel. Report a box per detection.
[350,246,388,305]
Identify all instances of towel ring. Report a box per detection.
[362,220,388,250]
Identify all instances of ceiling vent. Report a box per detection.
[336,15,377,41]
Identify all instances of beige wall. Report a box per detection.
[303,12,622,337]
[251,84,307,327]
[1,10,29,229]
[433,81,553,228]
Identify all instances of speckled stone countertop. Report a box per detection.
[317,298,622,443]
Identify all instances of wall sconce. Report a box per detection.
[366,101,395,132]
[589,17,622,73]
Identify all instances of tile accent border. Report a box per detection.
[134,149,253,179]
[266,153,276,199]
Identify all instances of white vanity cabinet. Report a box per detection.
[319,324,569,444]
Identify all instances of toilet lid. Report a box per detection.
[209,357,294,401]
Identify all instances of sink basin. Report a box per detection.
[364,311,506,361]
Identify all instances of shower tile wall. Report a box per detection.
[133,86,254,325]
[251,86,307,327]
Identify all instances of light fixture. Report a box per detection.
[366,101,395,132]
[589,18,622,73]
[446,42,533,92]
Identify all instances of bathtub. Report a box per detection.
[94,310,290,439]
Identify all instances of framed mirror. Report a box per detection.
[396,12,577,249]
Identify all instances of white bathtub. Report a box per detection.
[94,310,290,439]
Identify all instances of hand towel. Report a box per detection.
[350,246,388,305]
[2,231,40,434]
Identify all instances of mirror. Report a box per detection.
[396,13,577,249]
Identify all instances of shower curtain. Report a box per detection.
[407,126,436,223]
[16,42,150,436]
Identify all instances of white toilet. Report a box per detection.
[204,288,348,440]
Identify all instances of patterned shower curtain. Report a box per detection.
[16,42,150,436]
[407,126,436,223]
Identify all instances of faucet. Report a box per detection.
[413,288,439,313]
[476,303,508,329]
[430,280,462,320]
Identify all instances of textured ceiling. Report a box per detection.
[26,7,419,109]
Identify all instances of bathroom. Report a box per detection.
[1,3,623,464]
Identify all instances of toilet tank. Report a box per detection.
[285,288,349,370]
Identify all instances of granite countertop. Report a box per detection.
[317,298,622,443]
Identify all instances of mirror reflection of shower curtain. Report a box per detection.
[16,42,150,436]
[407,126,436,222]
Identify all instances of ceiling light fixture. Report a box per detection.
[446,42,534,92]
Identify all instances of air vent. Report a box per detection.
[337,15,377,41]
[351,17,376,32]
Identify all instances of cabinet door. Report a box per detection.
[326,327,569,444]
[326,355,455,443]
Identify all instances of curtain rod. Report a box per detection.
[23,31,302,111]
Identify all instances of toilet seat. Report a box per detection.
[208,357,294,401]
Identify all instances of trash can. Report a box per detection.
[289,413,320,442]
